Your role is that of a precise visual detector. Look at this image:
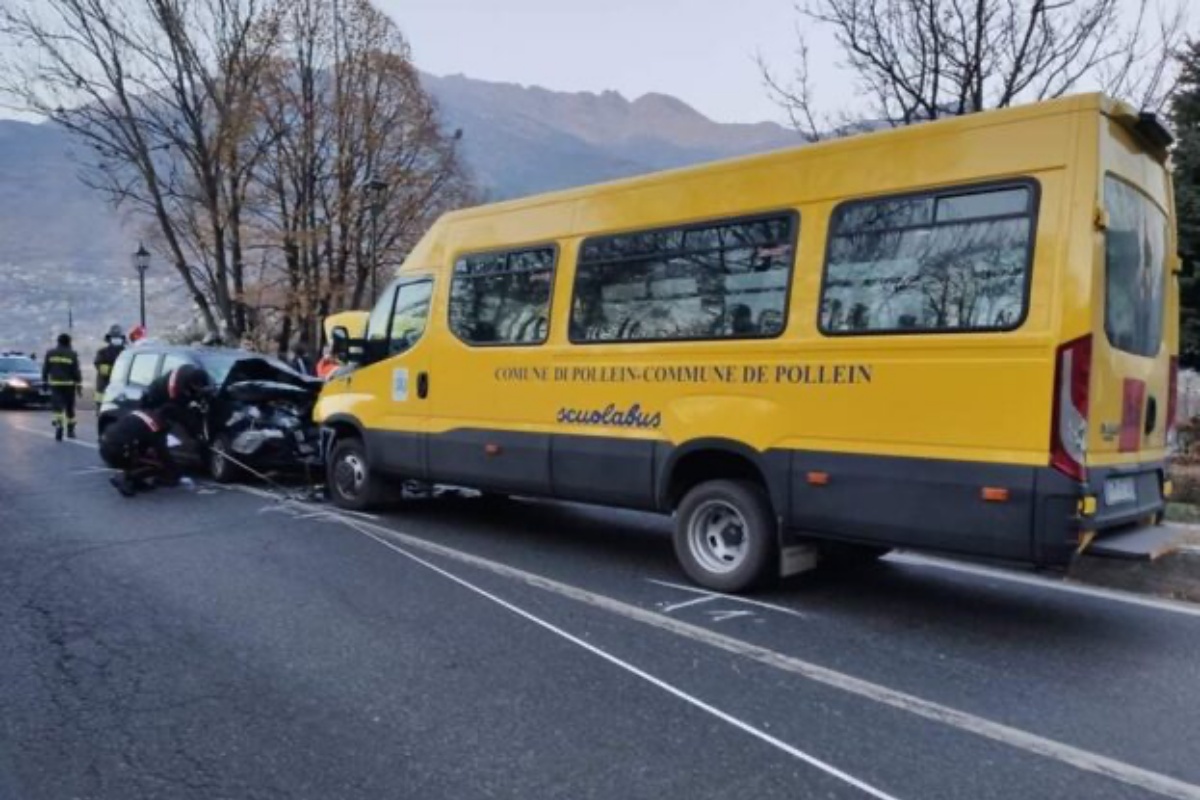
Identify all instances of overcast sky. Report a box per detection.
[1,1,1181,125]
[376,0,847,124]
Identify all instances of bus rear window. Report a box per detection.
[1104,176,1167,358]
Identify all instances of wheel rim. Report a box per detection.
[334,452,366,499]
[686,499,749,575]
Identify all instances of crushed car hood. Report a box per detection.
[219,357,322,398]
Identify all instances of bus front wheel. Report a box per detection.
[674,479,777,593]
[328,437,384,511]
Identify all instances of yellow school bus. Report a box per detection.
[317,93,1180,592]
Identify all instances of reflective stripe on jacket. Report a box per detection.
[42,346,81,387]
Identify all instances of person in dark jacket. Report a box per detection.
[142,363,213,437]
[286,342,313,376]
[42,333,82,441]
[94,324,126,398]
[100,408,181,497]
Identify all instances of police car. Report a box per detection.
[0,351,50,408]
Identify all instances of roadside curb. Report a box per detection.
[1070,526,1200,603]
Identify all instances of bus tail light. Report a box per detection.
[1050,335,1091,482]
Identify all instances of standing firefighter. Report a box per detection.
[42,333,81,441]
[94,325,126,398]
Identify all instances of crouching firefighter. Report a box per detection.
[100,409,181,497]
[43,333,82,441]
[142,363,214,435]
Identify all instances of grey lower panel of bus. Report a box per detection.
[361,427,1164,568]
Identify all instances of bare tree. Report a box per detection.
[251,0,472,350]
[0,0,286,338]
[760,0,1189,138]
[1,0,471,346]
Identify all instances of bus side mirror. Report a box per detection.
[330,326,349,356]
[330,326,365,363]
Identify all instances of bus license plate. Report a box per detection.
[1104,477,1137,506]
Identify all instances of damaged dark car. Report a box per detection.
[98,344,322,482]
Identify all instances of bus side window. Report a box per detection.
[571,213,797,343]
[820,181,1038,335]
[449,247,555,347]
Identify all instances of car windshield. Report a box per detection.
[196,353,245,384]
[0,357,37,372]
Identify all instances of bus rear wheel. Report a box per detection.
[674,479,777,593]
[328,437,384,511]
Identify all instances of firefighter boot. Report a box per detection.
[67,423,76,439]
[53,420,63,442]
[109,474,136,498]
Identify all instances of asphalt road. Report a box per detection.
[2,409,1200,800]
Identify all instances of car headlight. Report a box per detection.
[5,378,28,389]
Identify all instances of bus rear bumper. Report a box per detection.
[1034,461,1170,566]
[1082,524,1182,561]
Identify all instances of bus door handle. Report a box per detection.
[1145,395,1157,436]
[417,372,429,399]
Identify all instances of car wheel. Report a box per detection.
[673,479,778,593]
[327,437,384,511]
[98,440,120,469]
[208,433,241,484]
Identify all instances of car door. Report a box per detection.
[335,275,436,479]
[114,351,161,410]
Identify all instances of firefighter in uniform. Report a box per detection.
[94,324,126,398]
[42,333,82,441]
[100,408,181,497]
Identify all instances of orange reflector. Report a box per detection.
[981,487,1009,502]
[807,471,829,486]
[484,443,502,456]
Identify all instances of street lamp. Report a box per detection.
[133,242,150,328]
[365,177,388,303]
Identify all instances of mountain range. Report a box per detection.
[0,73,800,353]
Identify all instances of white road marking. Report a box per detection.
[69,466,116,475]
[660,594,720,613]
[706,609,756,623]
[8,421,1200,797]
[11,423,99,450]
[274,500,1200,800]
[647,577,811,620]
[888,553,1200,620]
[345,518,902,800]
[4,419,1194,618]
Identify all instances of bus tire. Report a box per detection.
[328,437,384,511]
[674,479,778,593]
